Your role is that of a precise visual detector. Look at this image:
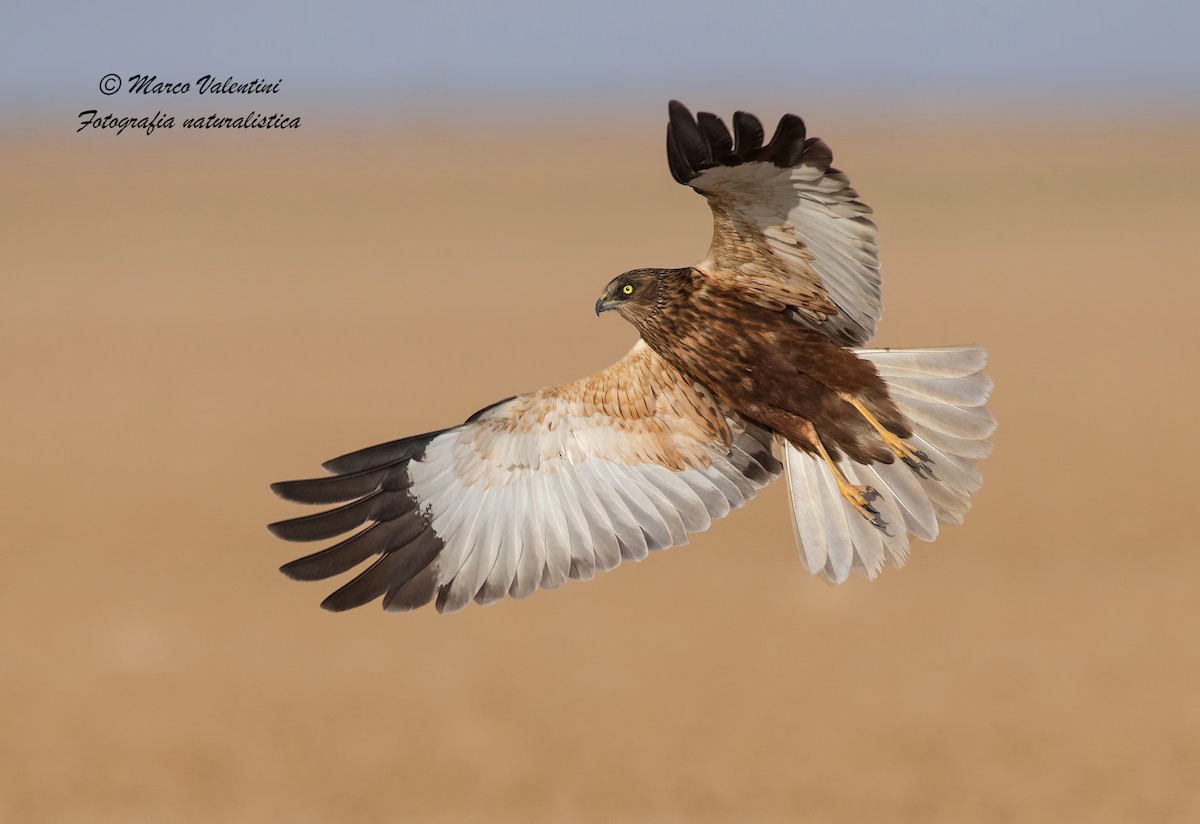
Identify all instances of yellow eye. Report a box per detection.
[622,284,634,295]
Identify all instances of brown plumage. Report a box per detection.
[598,266,910,465]
[269,101,995,614]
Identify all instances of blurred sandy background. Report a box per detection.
[2,107,1198,822]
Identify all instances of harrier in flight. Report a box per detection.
[270,101,995,613]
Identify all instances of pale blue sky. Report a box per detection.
[2,0,1197,115]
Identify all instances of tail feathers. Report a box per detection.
[783,345,995,583]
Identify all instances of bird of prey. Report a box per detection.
[269,101,995,614]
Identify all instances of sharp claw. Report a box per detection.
[914,450,930,462]
[840,483,890,526]
[902,455,937,480]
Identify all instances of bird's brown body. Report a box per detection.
[609,267,911,466]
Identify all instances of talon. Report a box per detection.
[902,454,937,480]
[803,422,894,529]
[836,480,885,524]
[842,395,939,480]
[890,438,934,477]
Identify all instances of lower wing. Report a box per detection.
[269,341,782,613]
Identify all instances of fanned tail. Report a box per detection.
[783,345,995,583]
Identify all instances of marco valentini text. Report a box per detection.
[78,73,301,134]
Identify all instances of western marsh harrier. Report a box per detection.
[269,101,995,613]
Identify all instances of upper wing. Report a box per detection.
[667,100,881,346]
[269,341,782,614]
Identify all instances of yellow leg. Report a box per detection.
[809,432,888,531]
[842,395,935,479]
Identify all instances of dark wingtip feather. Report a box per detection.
[666,100,709,182]
[280,512,428,581]
[384,562,440,613]
[667,103,820,182]
[319,589,365,613]
[267,489,419,543]
[696,112,733,160]
[321,430,446,475]
[270,463,394,505]
[319,555,399,612]
[320,529,442,612]
[762,113,808,167]
[268,493,377,542]
[666,126,694,185]
[732,111,764,155]
[801,136,833,170]
[667,99,692,125]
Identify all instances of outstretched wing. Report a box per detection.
[269,341,782,614]
[667,100,881,346]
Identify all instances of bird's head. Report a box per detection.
[595,268,664,327]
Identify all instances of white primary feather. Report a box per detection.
[403,418,780,611]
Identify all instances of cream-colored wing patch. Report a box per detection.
[467,340,730,475]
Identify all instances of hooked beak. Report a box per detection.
[595,294,616,316]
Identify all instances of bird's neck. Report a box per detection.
[631,267,701,358]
